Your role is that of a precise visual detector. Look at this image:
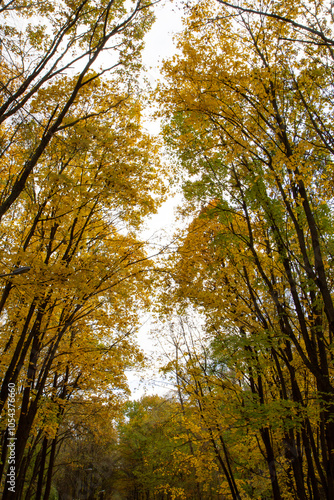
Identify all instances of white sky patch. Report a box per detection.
[126,1,185,399]
[140,0,184,136]
[141,0,184,89]
[139,0,185,242]
[126,315,177,399]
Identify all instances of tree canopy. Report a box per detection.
[155,0,334,498]
[2,0,334,498]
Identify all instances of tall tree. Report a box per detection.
[0,7,165,495]
[158,0,334,497]
[0,0,155,219]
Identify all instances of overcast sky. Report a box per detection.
[139,0,185,242]
[142,1,184,91]
[126,1,185,399]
